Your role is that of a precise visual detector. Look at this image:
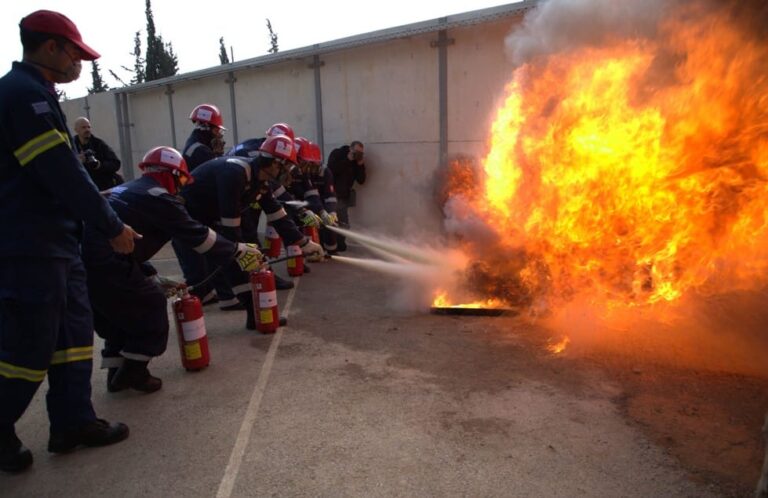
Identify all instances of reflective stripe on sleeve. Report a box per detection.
[185,142,204,156]
[0,360,47,382]
[14,129,70,166]
[266,208,288,222]
[325,196,338,203]
[272,185,286,197]
[221,217,241,227]
[304,189,319,198]
[50,346,93,365]
[226,158,252,183]
[194,228,218,253]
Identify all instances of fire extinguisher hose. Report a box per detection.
[186,253,299,292]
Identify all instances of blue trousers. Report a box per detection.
[0,257,97,434]
[172,238,236,304]
[86,257,168,364]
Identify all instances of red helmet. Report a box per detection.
[306,143,323,165]
[138,146,194,185]
[189,104,226,130]
[294,137,312,162]
[265,123,294,141]
[258,134,297,164]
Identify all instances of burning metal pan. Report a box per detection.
[429,307,518,317]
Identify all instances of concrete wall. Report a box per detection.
[60,5,525,235]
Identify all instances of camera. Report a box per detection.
[83,149,99,168]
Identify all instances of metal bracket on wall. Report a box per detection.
[307,60,325,69]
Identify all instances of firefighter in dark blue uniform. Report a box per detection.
[223,126,323,282]
[82,146,263,393]
[183,103,226,171]
[177,134,324,305]
[178,104,240,308]
[303,141,340,252]
[231,136,324,241]
[0,10,137,472]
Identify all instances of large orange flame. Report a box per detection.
[454,1,768,312]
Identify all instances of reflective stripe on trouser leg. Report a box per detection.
[0,257,63,431]
[46,257,97,432]
[0,257,96,433]
[226,261,254,314]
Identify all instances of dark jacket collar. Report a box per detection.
[14,60,56,95]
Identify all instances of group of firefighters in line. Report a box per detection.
[93,104,365,394]
[0,9,366,473]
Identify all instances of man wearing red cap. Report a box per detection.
[0,10,139,472]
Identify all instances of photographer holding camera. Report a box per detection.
[327,141,367,252]
[73,116,123,191]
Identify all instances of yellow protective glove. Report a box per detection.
[235,243,264,272]
[320,210,337,227]
[299,209,322,228]
[300,238,324,257]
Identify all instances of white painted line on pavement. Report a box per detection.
[216,278,300,498]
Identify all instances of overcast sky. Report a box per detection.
[1,0,520,99]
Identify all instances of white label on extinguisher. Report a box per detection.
[287,245,302,256]
[266,226,278,237]
[181,317,207,342]
[258,290,278,308]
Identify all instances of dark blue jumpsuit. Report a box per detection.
[177,156,305,300]
[0,62,125,434]
[179,129,236,305]
[81,176,249,368]
[227,139,314,247]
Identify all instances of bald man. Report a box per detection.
[73,117,123,190]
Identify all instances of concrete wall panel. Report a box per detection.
[446,19,517,161]
[232,60,316,142]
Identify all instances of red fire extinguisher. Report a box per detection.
[172,290,211,371]
[250,269,280,334]
[302,225,320,244]
[264,225,282,258]
[286,244,304,277]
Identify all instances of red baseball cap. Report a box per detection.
[19,10,100,60]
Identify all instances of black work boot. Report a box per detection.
[274,274,294,290]
[302,263,311,274]
[48,419,129,454]
[106,367,127,393]
[109,359,162,393]
[0,428,32,473]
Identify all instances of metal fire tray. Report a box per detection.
[429,307,517,317]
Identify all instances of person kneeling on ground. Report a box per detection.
[81,147,265,394]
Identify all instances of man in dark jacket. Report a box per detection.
[73,116,123,190]
[0,9,138,473]
[327,141,366,252]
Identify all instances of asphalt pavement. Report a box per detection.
[3,243,716,497]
